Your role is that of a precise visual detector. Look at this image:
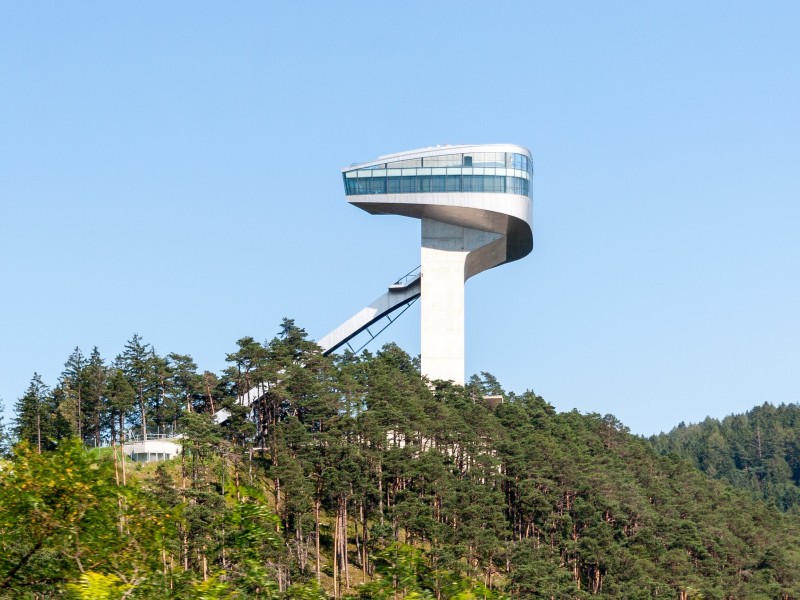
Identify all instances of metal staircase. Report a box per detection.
[318,266,420,355]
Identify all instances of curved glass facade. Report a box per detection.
[343,151,532,198]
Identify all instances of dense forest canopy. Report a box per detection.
[3,320,800,599]
[651,403,800,513]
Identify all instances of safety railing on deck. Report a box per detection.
[389,266,421,289]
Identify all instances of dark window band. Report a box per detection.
[344,175,529,197]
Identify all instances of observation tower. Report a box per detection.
[319,144,534,384]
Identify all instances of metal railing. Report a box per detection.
[390,266,421,288]
[124,432,183,443]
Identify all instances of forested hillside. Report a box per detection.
[3,321,800,598]
[651,403,800,513]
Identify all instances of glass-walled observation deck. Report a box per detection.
[343,151,533,198]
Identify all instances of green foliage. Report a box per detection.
[223,501,282,595]
[103,366,134,444]
[188,575,237,599]
[13,373,63,452]
[10,326,800,598]
[0,440,172,598]
[651,403,800,513]
[67,572,130,599]
[348,544,506,600]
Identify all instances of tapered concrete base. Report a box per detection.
[420,219,502,384]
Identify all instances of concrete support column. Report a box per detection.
[420,219,502,384]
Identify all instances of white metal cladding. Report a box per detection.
[344,144,532,172]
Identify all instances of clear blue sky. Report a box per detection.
[1,2,799,436]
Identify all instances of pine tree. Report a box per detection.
[168,352,203,415]
[13,374,58,453]
[83,347,107,447]
[118,334,155,441]
[59,346,87,442]
[262,318,338,589]
[148,350,173,436]
[224,335,268,399]
[105,367,135,445]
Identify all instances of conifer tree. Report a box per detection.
[118,334,155,441]
[104,367,135,445]
[13,373,57,453]
[83,347,107,447]
[168,352,203,414]
[59,347,87,442]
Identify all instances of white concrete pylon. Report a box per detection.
[340,144,534,385]
[421,219,503,383]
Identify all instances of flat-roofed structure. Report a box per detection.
[339,144,534,384]
[123,435,182,463]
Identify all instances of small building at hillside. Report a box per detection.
[123,435,182,463]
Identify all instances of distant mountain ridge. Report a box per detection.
[650,402,800,513]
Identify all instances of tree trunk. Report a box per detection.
[77,388,82,442]
[361,499,369,579]
[342,496,350,590]
[110,410,117,449]
[378,461,384,525]
[138,384,147,442]
[204,374,215,414]
[315,496,322,585]
[333,506,339,598]
[112,442,120,486]
[119,413,127,485]
[94,411,101,448]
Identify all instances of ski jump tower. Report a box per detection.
[319,144,534,384]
